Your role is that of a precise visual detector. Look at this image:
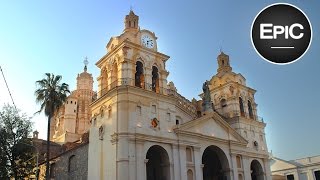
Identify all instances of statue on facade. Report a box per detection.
[202,81,213,113]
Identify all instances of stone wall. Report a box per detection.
[38,143,88,180]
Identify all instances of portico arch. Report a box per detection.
[251,159,264,180]
[146,145,171,180]
[202,145,230,180]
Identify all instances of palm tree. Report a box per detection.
[34,73,70,179]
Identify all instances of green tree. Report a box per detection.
[0,105,35,179]
[34,73,69,179]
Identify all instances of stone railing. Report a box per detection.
[98,78,197,117]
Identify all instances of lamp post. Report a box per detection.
[19,142,39,180]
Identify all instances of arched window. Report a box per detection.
[135,61,144,88]
[248,100,254,119]
[152,66,159,93]
[186,147,193,162]
[220,99,227,108]
[111,63,118,87]
[101,68,108,91]
[239,97,245,117]
[68,155,76,172]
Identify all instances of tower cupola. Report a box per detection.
[124,10,139,32]
[217,52,232,73]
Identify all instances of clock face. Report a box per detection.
[141,35,154,49]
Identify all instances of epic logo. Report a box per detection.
[251,3,312,65]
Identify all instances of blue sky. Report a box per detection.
[0,1,319,160]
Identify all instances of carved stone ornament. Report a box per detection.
[150,118,160,130]
[99,125,104,140]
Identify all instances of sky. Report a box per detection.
[0,1,319,161]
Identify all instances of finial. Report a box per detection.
[130,5,133,11]
[83,56,88,72]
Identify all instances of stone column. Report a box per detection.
[145,67,152,91]
[179,145,187,180]
[194,147,203,180]
[231,154,239,180]
[242,156,251,180]
[117,137,129,180]
[172,145,181,180]
[263,158,272,180]
[136,141,145,180]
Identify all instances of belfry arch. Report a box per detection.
[135,61,145,88]
[251,160,265,180]
[146,145,171,180]
[202,145,230,180]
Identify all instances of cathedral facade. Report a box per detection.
[86,11,272,180]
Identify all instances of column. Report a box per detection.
[117,137,129,180]
[179,145,187,180]
[193,147,203,180]
[172,145,181,180]
[231,154,239,180]
[136,141,145,180]
[263,158,272,180]
[242,156,251,180]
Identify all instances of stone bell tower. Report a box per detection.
[208,52,268,151]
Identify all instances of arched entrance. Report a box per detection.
[146,145,170,180]
[202,145,230,180]
[251,160,264,180]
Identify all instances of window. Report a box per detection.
[186,147,193,162]
[236,155,242,168]
[244,131,248,138]
[220,99,227,108]
[239,97,245,116]
[135,61,144,88]
[75,101,76,105]
[176,116,181,125]
[137,106,142,116]
[50,163,55,178]
[71,101,72,104]
[248,100,254,119]
[152,66,159,93]
[287,174,294,180]
[151,105,156,114]
[68,155,76,172]
[166,112,171,121]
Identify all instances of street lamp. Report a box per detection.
[19,142,39,180]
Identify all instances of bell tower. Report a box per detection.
[217,52,232,74]
[124,10,139,32]
[208,52,268,152]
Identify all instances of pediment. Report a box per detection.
[174,112,247,144]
